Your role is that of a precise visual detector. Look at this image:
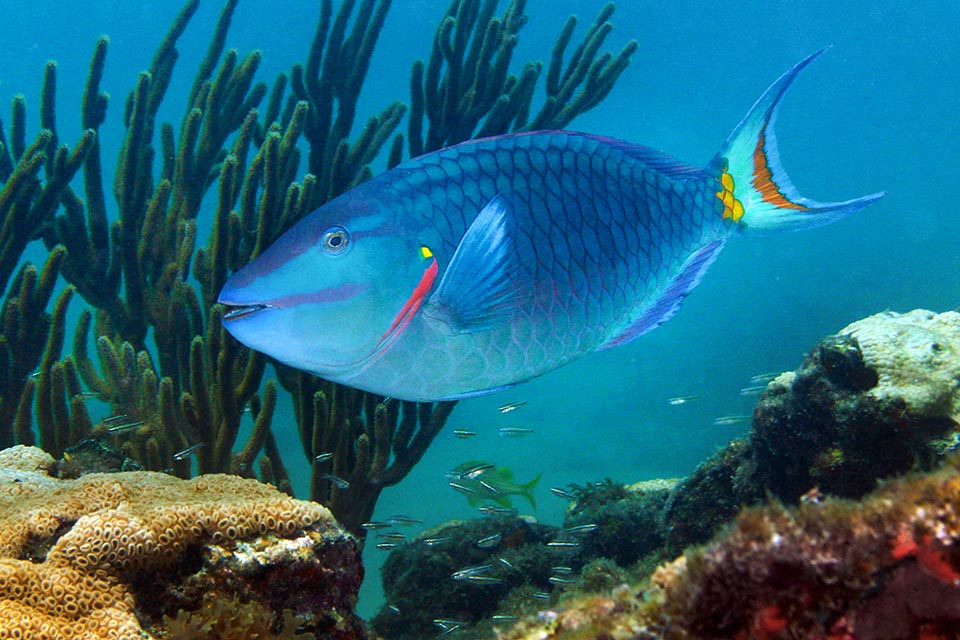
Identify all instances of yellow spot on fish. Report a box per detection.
[716,169,745,223]
[420,246,433,259]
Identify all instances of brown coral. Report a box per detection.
[0,445,365,639]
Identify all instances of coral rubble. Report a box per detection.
[0,445,366,639]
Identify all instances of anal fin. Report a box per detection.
[599,239,726,350]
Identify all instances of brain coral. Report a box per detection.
[0,445,366,639]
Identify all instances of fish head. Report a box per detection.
[218,189,438,378]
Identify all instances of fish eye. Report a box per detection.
[320,226,350,254]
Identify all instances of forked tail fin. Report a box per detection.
[713,48,884,233]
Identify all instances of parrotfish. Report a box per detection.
[219,50,883,401]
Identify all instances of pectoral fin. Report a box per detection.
[424,194,517,333]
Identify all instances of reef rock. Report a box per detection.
[751,308,960,503]
[500,456,960,640]
[0,445,367,639]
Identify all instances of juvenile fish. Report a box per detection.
[667,395,699,405]
[173,442,204,461]
[451,564,492,580]
[322,473,351,489]
[565,523,600,534]
[499,427,534,437]
[453,429,477,439]
[107,420,145,434]
[713,415,752,426]
[498,401,527,413]
[739,385,767,396]
[476,533,502,548]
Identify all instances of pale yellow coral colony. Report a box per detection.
[0,445,336,638]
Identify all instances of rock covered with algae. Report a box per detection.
[750,308,960,504]
[499,456,960,639]
[0,445,367,639]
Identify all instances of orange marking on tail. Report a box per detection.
[752,123,808,211]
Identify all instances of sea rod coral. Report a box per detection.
[0,445,366,639]
[0,0,637,537]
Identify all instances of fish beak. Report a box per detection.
[221,302,274,321]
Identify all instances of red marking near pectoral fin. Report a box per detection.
[374,256,439,360]
[752,120,809,211]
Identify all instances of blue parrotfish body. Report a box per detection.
[219,50,884,402]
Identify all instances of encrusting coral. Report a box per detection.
[497,454,960,640]
[0,445,366,639]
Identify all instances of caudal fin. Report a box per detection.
[713,48,884,233]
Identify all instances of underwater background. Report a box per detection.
[1,0,956,618]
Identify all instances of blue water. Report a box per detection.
[2,0,957,620]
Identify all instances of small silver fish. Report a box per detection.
[478,505,518,517]
[423,537,452,547]
[739,385,767,396]
[565,523,600,534]
[492,615,519,623]
[376,542,400,550]
[551,566,574,574]
[388,604,402,615]
[546,541,580,549]
[451,564,492,580]
[360,521,393,530]
[106,420,145,434]
[499,427,534,437]
[377,532,407,542]
[550,487,576,500]
[497,557,515,569]
[322,473,351,489]
[173,442,205,461]
[458,462,495,479]
[750,372,780,384]
[449,481,477,495]
[453,429,477,439]
[102,414,129,424]
[533,592,551,600]
[667,394,700,405]
[713,415,752,426]
[466,575,504,584]
[388,514,423,526]
[497,401,527,413]
[479,480,501,495]
[476,533,502,548]
[549,576,576,585]
[313,451,335,463]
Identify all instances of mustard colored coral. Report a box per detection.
[0,445,366,639]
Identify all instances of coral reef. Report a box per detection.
[662,308,960,553]
[372,515,560,640]
[0,0,637,540]
[370,309,960,639]
[0,445,365,639]
[497,456,960,639]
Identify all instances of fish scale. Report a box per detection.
[348,131,727,397]
[220,50,884,401]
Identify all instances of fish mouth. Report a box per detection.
[221,303,274,321]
